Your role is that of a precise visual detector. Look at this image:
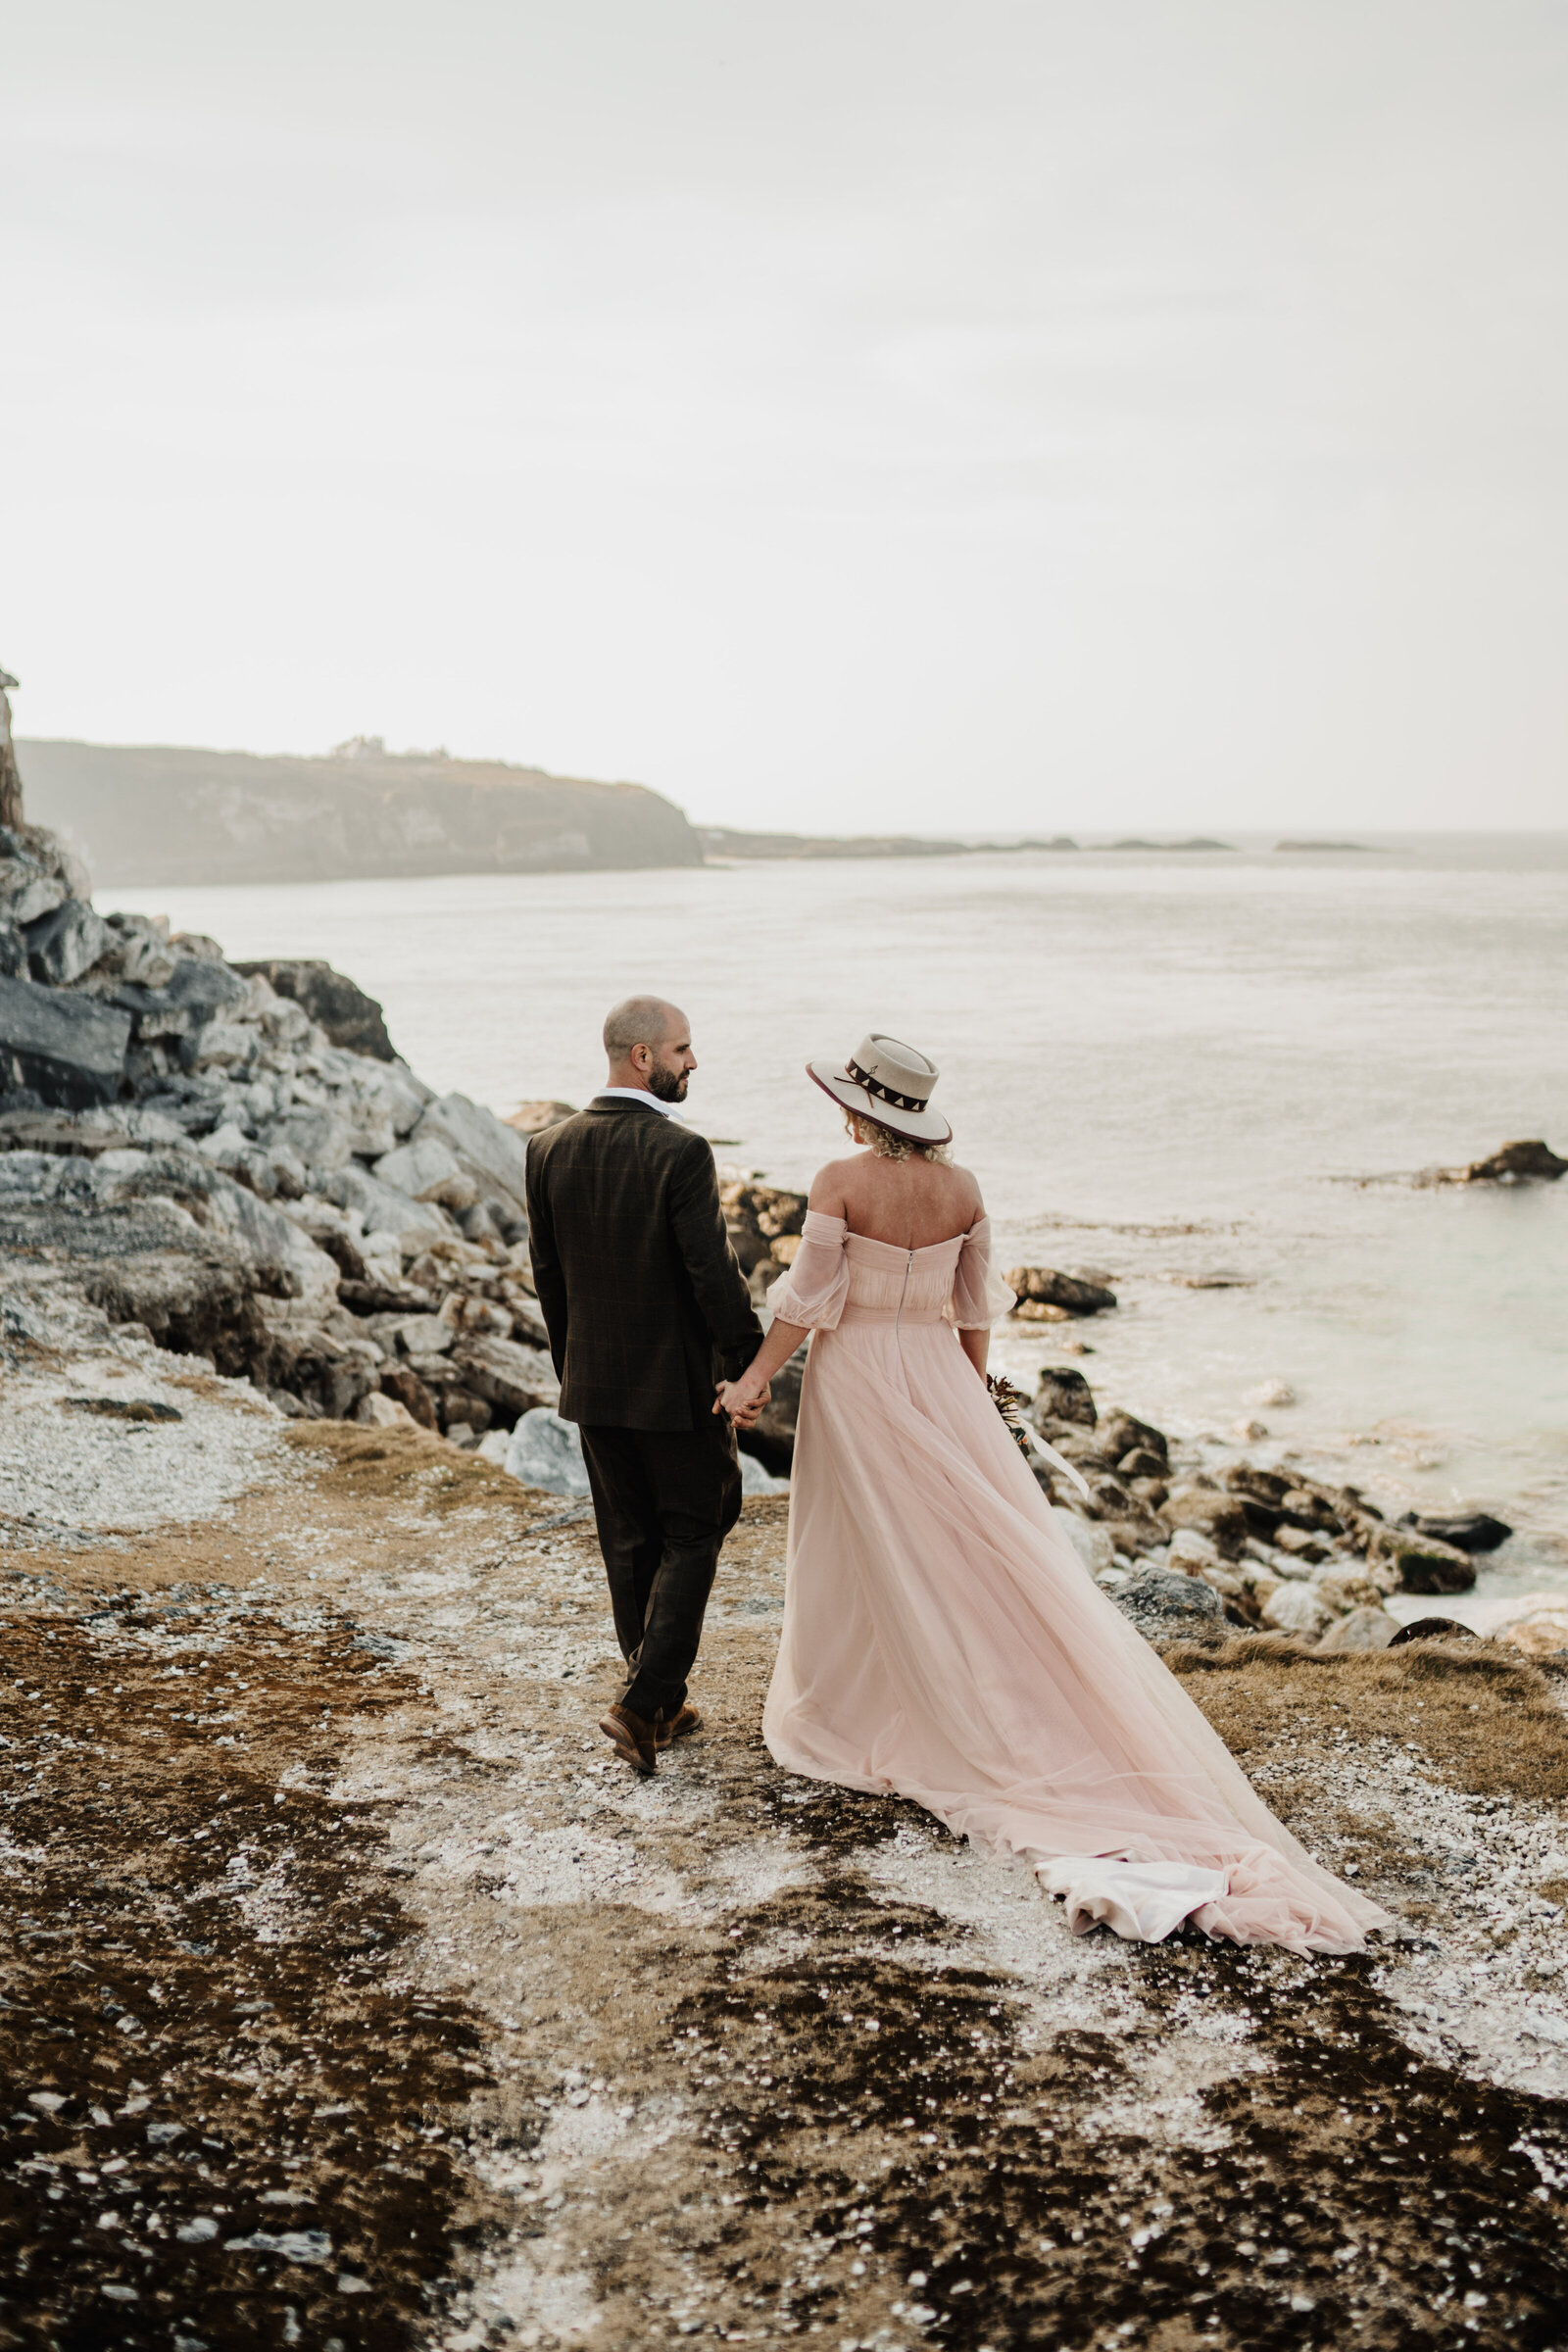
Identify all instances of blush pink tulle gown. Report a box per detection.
[760,1211,1391,1955]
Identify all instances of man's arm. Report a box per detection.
[523,1137,569,1380]
[667,1134,763,1378]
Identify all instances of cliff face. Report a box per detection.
[18,739,704,884]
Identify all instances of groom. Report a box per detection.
[523,998,765,1774]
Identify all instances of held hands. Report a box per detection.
[714,1377,770,1429]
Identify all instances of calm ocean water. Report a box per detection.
[103,838,1568,1610]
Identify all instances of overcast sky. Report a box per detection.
[3,1,1565,832]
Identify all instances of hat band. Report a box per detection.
[846,1057,930,1115]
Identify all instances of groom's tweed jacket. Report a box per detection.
[524,1097,763,1432]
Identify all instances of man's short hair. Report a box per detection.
[603,996,681,1058]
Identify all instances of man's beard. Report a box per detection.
[648,1064,689,1103]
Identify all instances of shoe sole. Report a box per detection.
[600,1713,656,1775]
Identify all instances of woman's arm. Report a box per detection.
[714,1316,807,1423]
[957,1325,989,1382]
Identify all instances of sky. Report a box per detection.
[3,1,1566,834]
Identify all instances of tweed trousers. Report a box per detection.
[578,1414,744,1721]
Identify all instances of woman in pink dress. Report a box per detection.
[715,1033,1390,1956]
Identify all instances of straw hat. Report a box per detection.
[807,1033,952,1145]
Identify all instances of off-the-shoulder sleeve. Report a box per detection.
[764,1208,851,1331]
[947,1215,1015,1328]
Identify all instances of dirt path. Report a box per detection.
[3,1330,1568,2352]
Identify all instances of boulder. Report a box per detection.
[230,958,397,1060]
[1401,1510,1512,1554]
[1167,1527,1220,1572]
[1031,1367,1097,1428]
[24,897,108,986]
[1311,1569,1387,1616]
[266,1104,357,1176]
[1261,1582,1331,1638]
[375,1135,464,1198]
[378,1364,439,1427]
[1055,1514,1115,1577]
[0,973,131,1108]
[180,1018,259,1074]
[1366,1525,1477,1595]
[1159,1484,1250,1561]
[1,864,67,927]
[165,956,249,1019]
[327,1163,453,1244]
[1007,1266,1117,1316]
[1098,1407,1168,1466]
[411,1093,532,1217]
[507,1100,577,1135]
[503,1407,591,1495]
[1108,1566,1225,1645]
[354,1392,419,1431]
[0,918,24,978]
[1388,1616,1481,1647]
[1316,1605,1398,1653]
[453,1333,561,1421]
[1447,1139,1567,1185]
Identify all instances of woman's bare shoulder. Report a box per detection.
[807,1155,860,1213]
[940,1157,985,1214]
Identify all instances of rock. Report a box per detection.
[1261,1582,1332,1638]
[1098,1407,1168,1466]
[0,973,131,1108]
[327,1164,453,1245]
[1401,1510,1512,1554]
[262,1104,357,1176]
[1030,1367,1097,1428]
[354,1392,419,1430]
[1254,1380,1297,1408]
[453,1333,561,1421]
[378,1364,438,1428]
[739,1450,789,1495]
[1316,1605,1398,1653]
[411,1093,532,1219]
[1108,1566,1225,1644]
[1443,1139,1568,1185]
[1232,1417,1270,1442]
[1388,1615,1482,1647]
[1274,1524,1333,1564]
[1167,1527,1220,1572]
[375,1135,463,1198]
[503,1408,591,1495]
[24,897,108,985]
[1117,1446,1167,1480]
[1159,1484,1249,1560]
[1366,1525,1477,1594]
[180,1018,259,1074]
[1496,1616,1568,1660]
[165,955,249,1020]
[0,918,24,977]
[1055,1513,1115,1578]
[391,1313,454,1354]
[1007,1266,1117,1316]
[1,865,67,927]
[230,958,397,1059]
[1311,1569,1387,1615]
[507,1100,577,1135]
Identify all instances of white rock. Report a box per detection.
[374,1136,463,1198]
[412,1093,532,1215]
[1168,1527,1220,1570]
[333,1165,453,1241]
[1055,1512,1115,1579]
[392,1315,454,1356]
[1254,1380,1297,1408]
[503,1409,590,1495]
[354,1393,419,1430]
[1261,1582,1331,1637]
[738,1449,789,1495]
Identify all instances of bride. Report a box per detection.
[715,1034,1390,1954]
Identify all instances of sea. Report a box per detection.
[101,835,1568,1623]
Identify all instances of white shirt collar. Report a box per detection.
[596,1086,682,1120]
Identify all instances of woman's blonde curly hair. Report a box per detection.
[844,1110,952,1165]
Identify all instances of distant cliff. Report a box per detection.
[18,738,703,885]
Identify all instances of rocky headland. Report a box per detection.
[4,778,1568,2347]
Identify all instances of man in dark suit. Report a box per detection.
[524,998,765,1775]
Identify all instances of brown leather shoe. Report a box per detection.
[600,1702,658,1775]
[656,1702,703,1748]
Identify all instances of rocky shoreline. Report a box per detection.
[5,801,1568,2348]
